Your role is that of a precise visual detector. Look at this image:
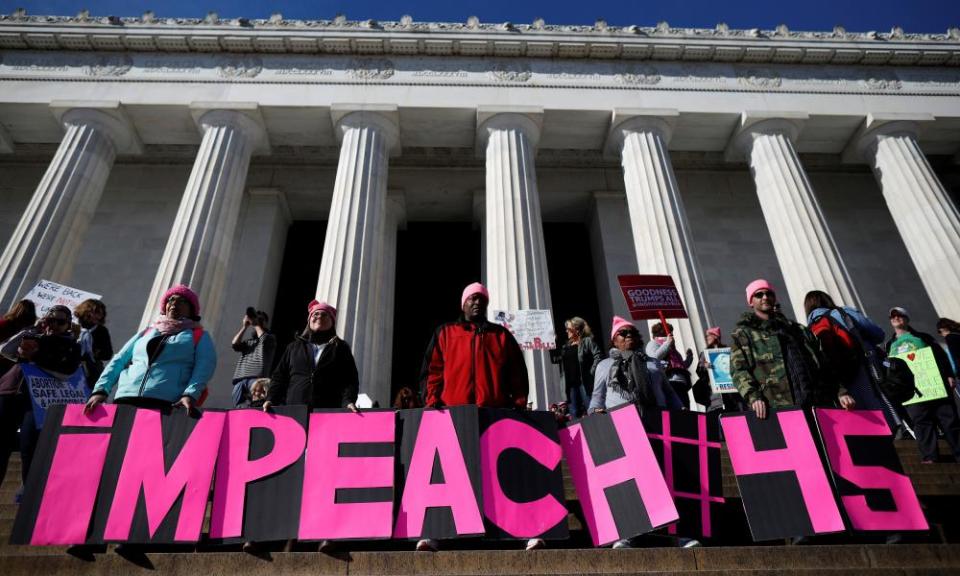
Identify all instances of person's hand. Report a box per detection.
[751,399,767,420]
[84,393,106,414]
[172,396,195,413]
[666,335,675,346]
[262,400,273,413]
[17,338,38,360]
[346,402,359,413]
[838,394,856,410]
[242,316,253,327]
[592,407,606,415]
[685,348,694,360]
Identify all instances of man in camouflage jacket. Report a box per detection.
[730,279,854,419]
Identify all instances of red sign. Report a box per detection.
[617,275,688,321]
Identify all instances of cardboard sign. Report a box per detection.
[642,408,724,539]
[617,275,688,321]
[720,408,845,541]
[393,406,484,540]
[704,348,735,394]
[479,409,568,540]
[23,279,101,319]
[491,309,557,351]
[814,408,928,532]
[22,364,89,428]
[559,403,678,546]
[892,347,948,406]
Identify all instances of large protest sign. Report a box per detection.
[394,406,485,540]
[209,406,309,544]
[23,279,101,319]
[617,275,687,321]
[479,409,568,540]
[814,408,927,532]
[704,348,736,394]
[559,403,678,546]
[721,408,845,541]
[892,347,948,406]
[491,309,557,351]
[22,364,88,428]
[299,409,396,540]
[642,408,724,539]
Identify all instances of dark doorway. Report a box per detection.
[391,222,481,402]
[543,223,602,350]
[271,221,326,365]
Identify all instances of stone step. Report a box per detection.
[0,544,958,575]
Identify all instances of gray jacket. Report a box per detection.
[589,349,683,412]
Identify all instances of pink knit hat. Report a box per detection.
[706,326,722,340]
[745,279,775,305]
[461,282,490,307]
[610,315,637,340]
[308,300,337,324]
[159,284,200,317]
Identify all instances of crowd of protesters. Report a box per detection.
[2,277,960,551]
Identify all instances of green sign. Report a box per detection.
[893,347,948,406]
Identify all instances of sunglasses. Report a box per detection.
[46,317,70,326]
[616,329,638,338]
[752,291,775,300]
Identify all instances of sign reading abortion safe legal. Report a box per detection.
[12,404,927,548]
[618,275,688,321]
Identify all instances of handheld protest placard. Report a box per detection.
[642,408,724,539]
[87,406,226,544]
[394,406,484,540]
[479,409,568,540]
[559,403,678,547]
[814,408,928,532]
[298,409,396,540]
[721,408,845,541]
[11,404,117,545]
[209,406,308,543]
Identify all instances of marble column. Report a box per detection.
[734,114,861,322]
[363,193,405,408]
[140,107,268,334]
[608,113,713,352]
[315,108,399,393]
[0,105,140,311]
[478,111,559,410]
[858,120,960,318]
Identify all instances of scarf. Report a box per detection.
[608,348,654,407]
[305,327,336,345]
[152,315,196,336]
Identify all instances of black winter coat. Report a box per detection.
[267,335,359,409]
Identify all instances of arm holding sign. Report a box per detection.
[86,330,140,411]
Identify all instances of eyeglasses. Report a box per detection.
[166,295,188,304]
[46,317,70,326]
[616,329,638,338]
[752,291,775,300]
[310,311,331,319]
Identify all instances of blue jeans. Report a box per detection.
[566,385,588,419]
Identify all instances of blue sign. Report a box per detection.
[705,347,735,394]
[22,363,89,428]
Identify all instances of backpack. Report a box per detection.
[808,312,862,383]
[138,327,208,406]
[877,356,919,405]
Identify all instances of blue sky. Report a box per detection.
[1,0,958,33]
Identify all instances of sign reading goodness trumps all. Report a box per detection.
[13,403,927,548]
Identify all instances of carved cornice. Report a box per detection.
[1,12,958,67]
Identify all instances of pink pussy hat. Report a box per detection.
[706,327,722,340]
[159,284,200,316]
[610,316,636,341]
[461,282,489,307]
[308,300,337,324]
[745,279,775,305]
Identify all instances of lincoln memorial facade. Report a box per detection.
[0,11,958,409]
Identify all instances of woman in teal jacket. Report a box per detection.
[85,285,216,413]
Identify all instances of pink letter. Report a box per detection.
[722,411,844,534]
[31,405,116,545]
[558,406,678,547]
[104,409,225,542]
[209,409,307,539]
[815,408,928,531]
[299,411,395,539]
[480,418,568,537]
[393,410,484,538]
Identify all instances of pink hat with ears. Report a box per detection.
[706,326,722,340]
[159,284,200,317]
[610,316,637,340]
[461,282,490,307]
[307,300,337,324]
[745,279,775,305]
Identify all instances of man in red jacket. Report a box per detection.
[416,282,536,552]
[420,282,529,410]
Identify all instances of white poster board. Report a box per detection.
[23,279,101,319]
[491,309,557,351]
